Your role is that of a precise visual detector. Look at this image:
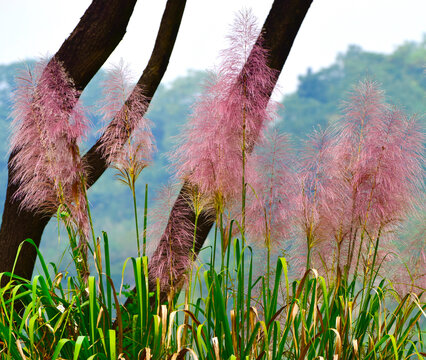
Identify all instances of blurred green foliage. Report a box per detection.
[276,38,426,143]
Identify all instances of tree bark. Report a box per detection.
[0,0,186,280]
[146,0,313,303]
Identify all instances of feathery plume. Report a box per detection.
[391,211,426,298]
[295,80,424,278]
[353,108,424,229]
[171,9,277,206]
[10,58,89,237]
[333,81,424,274]
[293,127,340,272]
[245,129,299,248]
[98,61,154,168]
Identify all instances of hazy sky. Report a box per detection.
[1,1,425,94]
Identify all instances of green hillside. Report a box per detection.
[277,39,425,140]
[0,38,424,276]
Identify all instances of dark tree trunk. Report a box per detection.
[146,0,313,304]
[0,0,186,280]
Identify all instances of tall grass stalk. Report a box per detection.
[132,180,141,257]
[143,183,149,257]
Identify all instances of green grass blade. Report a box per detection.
[102,231,112,324]
[51,339,71,360]
[73,336,88,360]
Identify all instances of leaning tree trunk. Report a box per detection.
[146,0,313,304]
[0,0,187,280]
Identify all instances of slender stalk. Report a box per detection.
[190,212,200,296]
[212,224,218,271]
[304,163,319,273]
[306,235,312,271]
[81,179,108,309]
[304,234,312,304]
[353,152,383,280]
[239,76,247,356]
[267,244,271,302]
[81,177,96,248]
[220,213,226,272]
[353,231,365,282]
[366,227,382,290]
[143,184,148,257]
[224,219,233,299]
[182,287,190,347]
[264,208,271,302]
[182,210,200,348]
[345,107,368,280]
[131,183,141,258]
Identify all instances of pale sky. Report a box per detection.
[1,1,425,95]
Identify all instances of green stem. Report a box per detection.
[81,179,108,307]
[353,231,365,282]
[189,212,200,302]
[220,213,225,272]
[143,184,148,257]
[131,184,140,258]
[306,235,312,271]
[212,224,218,271]
[366,228,382,291]
[83,182,96,247]
[224,219,233,300]
[305,236,312,304]
[267,244,271,303]
[242,132,246,239]
[356,228,382,341]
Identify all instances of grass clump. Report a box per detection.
[0,230,424,359]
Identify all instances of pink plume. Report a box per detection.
[245,129,299,248]
[293,80,424,277]
[9,58,90,239]
[171,9,278,206]
[98,61,154,167]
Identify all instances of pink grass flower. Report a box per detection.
[294,80,424,277]
[289,127,345,275]
[336,80,386,168]
[332,81,424,273]
[98,61,154,168]
[171,9,277,205]
[10,58,89,238]
[353,108,424,229]
[245,129,299,248]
